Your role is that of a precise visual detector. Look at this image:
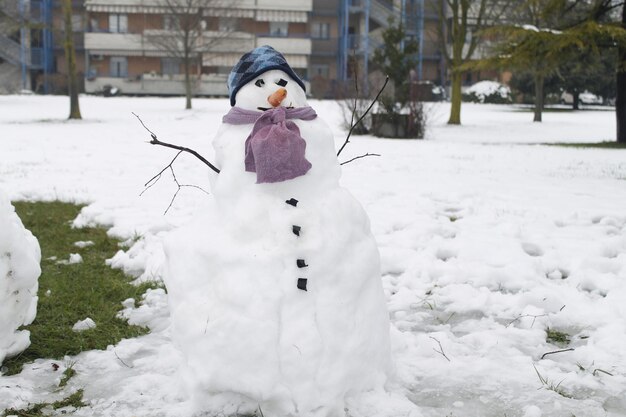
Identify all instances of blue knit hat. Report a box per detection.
[227,45,306,106]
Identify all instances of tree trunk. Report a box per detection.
[617,4,626,143]
[448,70,462,125]
[533,73,544,122]
[572,91,580,110]
[184,53,192,110]
[62,0,81,120]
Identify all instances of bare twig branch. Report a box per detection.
[141,151,210,215]
[593,368,614,377]
[132,112,220,174]
[114,350,133,368]
[336,76,389,157]
[134,113,212,213]
[163,162,210,215]
[340,153,381,166]
[429,336,451,362]
[141,150,185,195]
[505,313,548,328]
[541,348,575,360]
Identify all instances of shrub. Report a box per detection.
[463,81,512,104]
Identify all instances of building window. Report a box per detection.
[109,14,128,33]
[219,17,238,32]
[162,58,180,75]
[311,22,330,39]
[90,18,99,32]
[269,21,288,37]
[311,64,329,78]
[71,14,83,31]
[110,56,128,77]
[164,15,179,30]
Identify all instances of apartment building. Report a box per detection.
[0,0,58,93]
[2,0,499,99]
[83,0,313,95]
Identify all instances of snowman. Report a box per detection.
[163,46,392,417]
[0,191,41,367]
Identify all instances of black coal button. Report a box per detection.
[286,198,299,207]
[292,225,301,236]
[297,259,308,268]
[297,278,308,291]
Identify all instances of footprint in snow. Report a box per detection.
[435,247,457,262]
[521,242,544,257]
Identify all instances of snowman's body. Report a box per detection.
[164,64,391,416]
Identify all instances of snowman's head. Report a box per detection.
[228,45,308,110]
[234,69,308,111]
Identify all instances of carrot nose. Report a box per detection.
[268,88,287,107]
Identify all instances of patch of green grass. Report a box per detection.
[544,141,626,149]
[51,389,85,409]
[533,365,572,399]
[59,363,76,388]
[2,390,85,417]
[2,201,155,376]
[513,107,576,113]
[546,328,571,346]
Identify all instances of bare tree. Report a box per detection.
[435,0,509,125]
[0,0,19,34]
[145,0,236,109]
[61,0,81,119]
[616,1,626,143]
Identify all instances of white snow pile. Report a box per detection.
[0,189,41,365]
[163,70,397,417]
[521,24,563,34]
[56,253,83,265]
[72,318,96,332]
[0,96,625,417]
[69,253,83,264]
[74,241,94,248]
[465,80,512,103]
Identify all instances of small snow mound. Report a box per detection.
[74,241,94,248]
[121,298,135,309]
[57,253,83,265]
[523,405,542,417]
[466,81,511,103]
[0,189,41,365]
[69,253,83,264]
[72,318,96,332]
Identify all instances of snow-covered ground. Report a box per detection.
[0,95,624,417]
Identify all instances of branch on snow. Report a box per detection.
[540,348,575,360]
[429,336,451,362]
[505,313,548,328]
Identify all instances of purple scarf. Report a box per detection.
[222,106,317,183]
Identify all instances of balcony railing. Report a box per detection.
[0,33,24,66]
[30,47,54,70]
[256,36,311,55]
[311,37,338,55]
[311,0,338,15]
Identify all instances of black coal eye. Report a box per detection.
[255,79,265,87]
[276,78,287,87]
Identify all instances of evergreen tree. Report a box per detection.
[558,48,616,108]
[480,0,626,122]
[371,21,424,138]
